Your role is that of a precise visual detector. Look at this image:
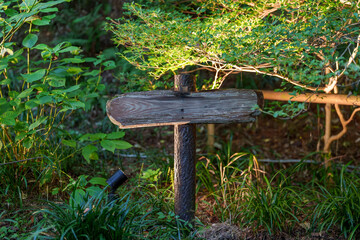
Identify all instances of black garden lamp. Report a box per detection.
[106,169,128,200]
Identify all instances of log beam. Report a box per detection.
[107,89,261,129]
[261,90,360,106]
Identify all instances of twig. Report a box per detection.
[218,70,235,89]
[324,104,360,151]
[258,159,320,164]
[212,64,225,89]
[338,34,360,78]
[324,34,360,93]
[118,153,148,158]
[0,157,43,166]
[225,63,324,92]
[323,86,360,152]
[181,67,216,74]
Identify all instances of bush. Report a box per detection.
[31,178,199,239]
[240,174,303,235]
[312,167,360,239]
[0,0,132,207]
[33,191,137,239]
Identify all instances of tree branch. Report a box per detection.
[324,105,360,152]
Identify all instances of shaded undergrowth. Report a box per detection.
[2,144,356,239]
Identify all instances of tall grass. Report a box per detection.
[239,174,304,234]
[31,176,200,239]
[312,166,360,239]
[196,140,270,224]
[32,190,137,239]
[0,164,28,208]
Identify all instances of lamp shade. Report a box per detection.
[106,169,128,190]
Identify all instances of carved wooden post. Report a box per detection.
[173,74,196,222]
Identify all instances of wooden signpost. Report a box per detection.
[107,74,262,222]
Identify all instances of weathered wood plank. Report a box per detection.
[106,89,261,129]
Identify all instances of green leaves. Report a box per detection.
[62,99,85,110]
[113,140,132,149]
[64,130,131,163]
[73,131,132,162]
[29,116,48,130]
[62,139,76,148]
[38,95,53,104]
[106,131,125,139]
[0,111,18,126]
[82,145,98,163]
[100,140,117,152]
[107,0,360,117]
[0,1,132,184]
[48,75,66,87]
[58,46,81,54]
[0,0,123,211]
[22,34,38,48]
[32,14,56,26]
[88,177,107,187]
[79,133,107,141]
[16,88,33,99]
[22,69,46,83]
[25,99,40,109]
[100,140,132,153]
[66,67,83,75]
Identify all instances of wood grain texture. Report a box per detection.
[106,89,261,129]
[173,74,196,222]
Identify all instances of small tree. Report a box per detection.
[107,0,360,161]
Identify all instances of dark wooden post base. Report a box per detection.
[174,124,196,222]
[174,74,196,222]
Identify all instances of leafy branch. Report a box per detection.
[107,0,360,96]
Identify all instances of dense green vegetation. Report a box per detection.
[1,0,360,239]
[107,0,360,117]
[0,0,132,206]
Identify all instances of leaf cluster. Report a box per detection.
[0,0,132,206]
[107,0,360,90]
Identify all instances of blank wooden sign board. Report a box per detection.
[107,74,262,222]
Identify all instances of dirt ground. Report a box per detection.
[197,222,345,240]
[123,106,360,240]
[126,106,360,162]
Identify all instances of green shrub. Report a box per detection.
[31,176,199,239]
[239,174,304,235]
[0,0,132,207]
[312,167,360,239]
[33,191,137,239]
[196,142,306,235]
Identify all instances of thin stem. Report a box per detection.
[0,157,43,166]
[1,125,19,160]
[93,66,102,92]
[0,133,13,162]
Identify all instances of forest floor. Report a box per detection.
[130,108,360,161]
[2,109,359,239]
[118,109,360,239]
